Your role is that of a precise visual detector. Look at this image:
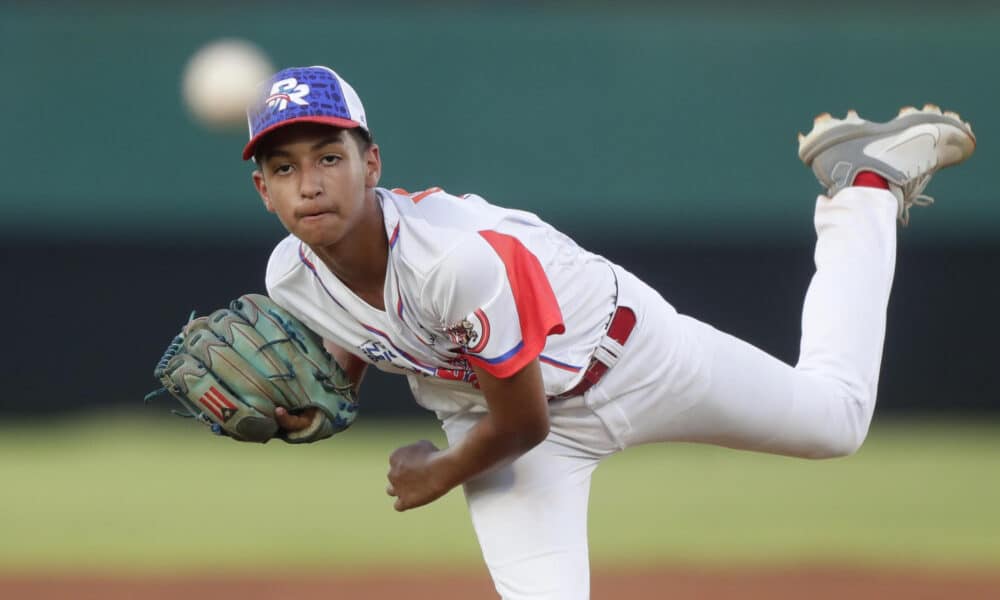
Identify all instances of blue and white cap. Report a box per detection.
[242,65,369,160]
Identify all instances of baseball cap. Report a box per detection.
[242,65,369,161]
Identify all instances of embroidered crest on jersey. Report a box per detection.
[445,309,491,353]
[360,339,397,364]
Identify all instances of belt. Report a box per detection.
[551,306,636,401]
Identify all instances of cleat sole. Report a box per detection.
[798,105,975,164]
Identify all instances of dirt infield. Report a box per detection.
[4,567,999,599]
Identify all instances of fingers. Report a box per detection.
[386,482,409,512]
[386,440,442,512]
[274,406,317,432]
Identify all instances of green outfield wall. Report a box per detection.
[3,2,999,242]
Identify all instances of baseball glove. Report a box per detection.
[146,293,358,443]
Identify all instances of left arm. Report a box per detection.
[386,357,549,511]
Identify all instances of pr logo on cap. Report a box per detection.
[242,65,369,160]
[265,78,310,111]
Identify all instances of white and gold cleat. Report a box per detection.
[798,105,976,224]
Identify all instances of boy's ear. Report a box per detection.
[252,170,275,212]
[365,144,382,188]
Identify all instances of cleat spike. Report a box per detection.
[814,112,832,124]
[923,103,942,114]
[898,106,918,116]
[944,110,961,121]
[846,109,859,119]
[797,132,805,143]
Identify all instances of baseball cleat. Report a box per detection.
[798,106,976,224]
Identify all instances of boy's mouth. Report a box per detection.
[297,207,336,220]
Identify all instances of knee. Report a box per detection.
[785,372,876,459]
[807,428,866,459]
[806,381,874,459]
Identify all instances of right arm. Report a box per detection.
[265,239,368,431]
[323,338,368,392]
[276,339,367,430]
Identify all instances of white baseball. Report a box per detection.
[181,39,274,130]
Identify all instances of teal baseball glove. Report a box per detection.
[147,293,358,443]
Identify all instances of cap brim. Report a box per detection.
[242,115,363,160]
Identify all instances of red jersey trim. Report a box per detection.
[466,230,565,378]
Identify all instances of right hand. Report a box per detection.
[275,406,320,432]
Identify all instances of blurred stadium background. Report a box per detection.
[2,0,998,598]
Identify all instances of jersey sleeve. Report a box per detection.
[264,234,301,295]
[425,230,565,379]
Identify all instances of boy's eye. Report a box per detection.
[273,164,293,175]
[321,155,341,165]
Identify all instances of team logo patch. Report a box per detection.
[445,309,491,354]
[199,386,237,422]
[360,340,396,364]
[266,77,310,111]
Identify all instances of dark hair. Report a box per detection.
[347,127,374,154]
[253,126,373,166]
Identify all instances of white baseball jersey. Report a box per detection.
[265,186,617,411]
[267,185,903,599]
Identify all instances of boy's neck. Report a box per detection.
[310,192,389,311]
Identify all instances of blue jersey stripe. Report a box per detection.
[539,354,582,372]
[298,244,347,311]
[473,341,525,365]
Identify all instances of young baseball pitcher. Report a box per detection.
[155,65,976,599]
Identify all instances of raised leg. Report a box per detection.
[594,188,897,457]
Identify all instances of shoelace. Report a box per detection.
[898,170,935,226]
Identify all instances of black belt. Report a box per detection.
[551,306,636,401]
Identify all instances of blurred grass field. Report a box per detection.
[0,413,998,575]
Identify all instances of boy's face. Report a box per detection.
[252,123,381,248]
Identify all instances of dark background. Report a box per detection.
[5,236,995,418]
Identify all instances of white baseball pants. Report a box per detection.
[430,188,899,599]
